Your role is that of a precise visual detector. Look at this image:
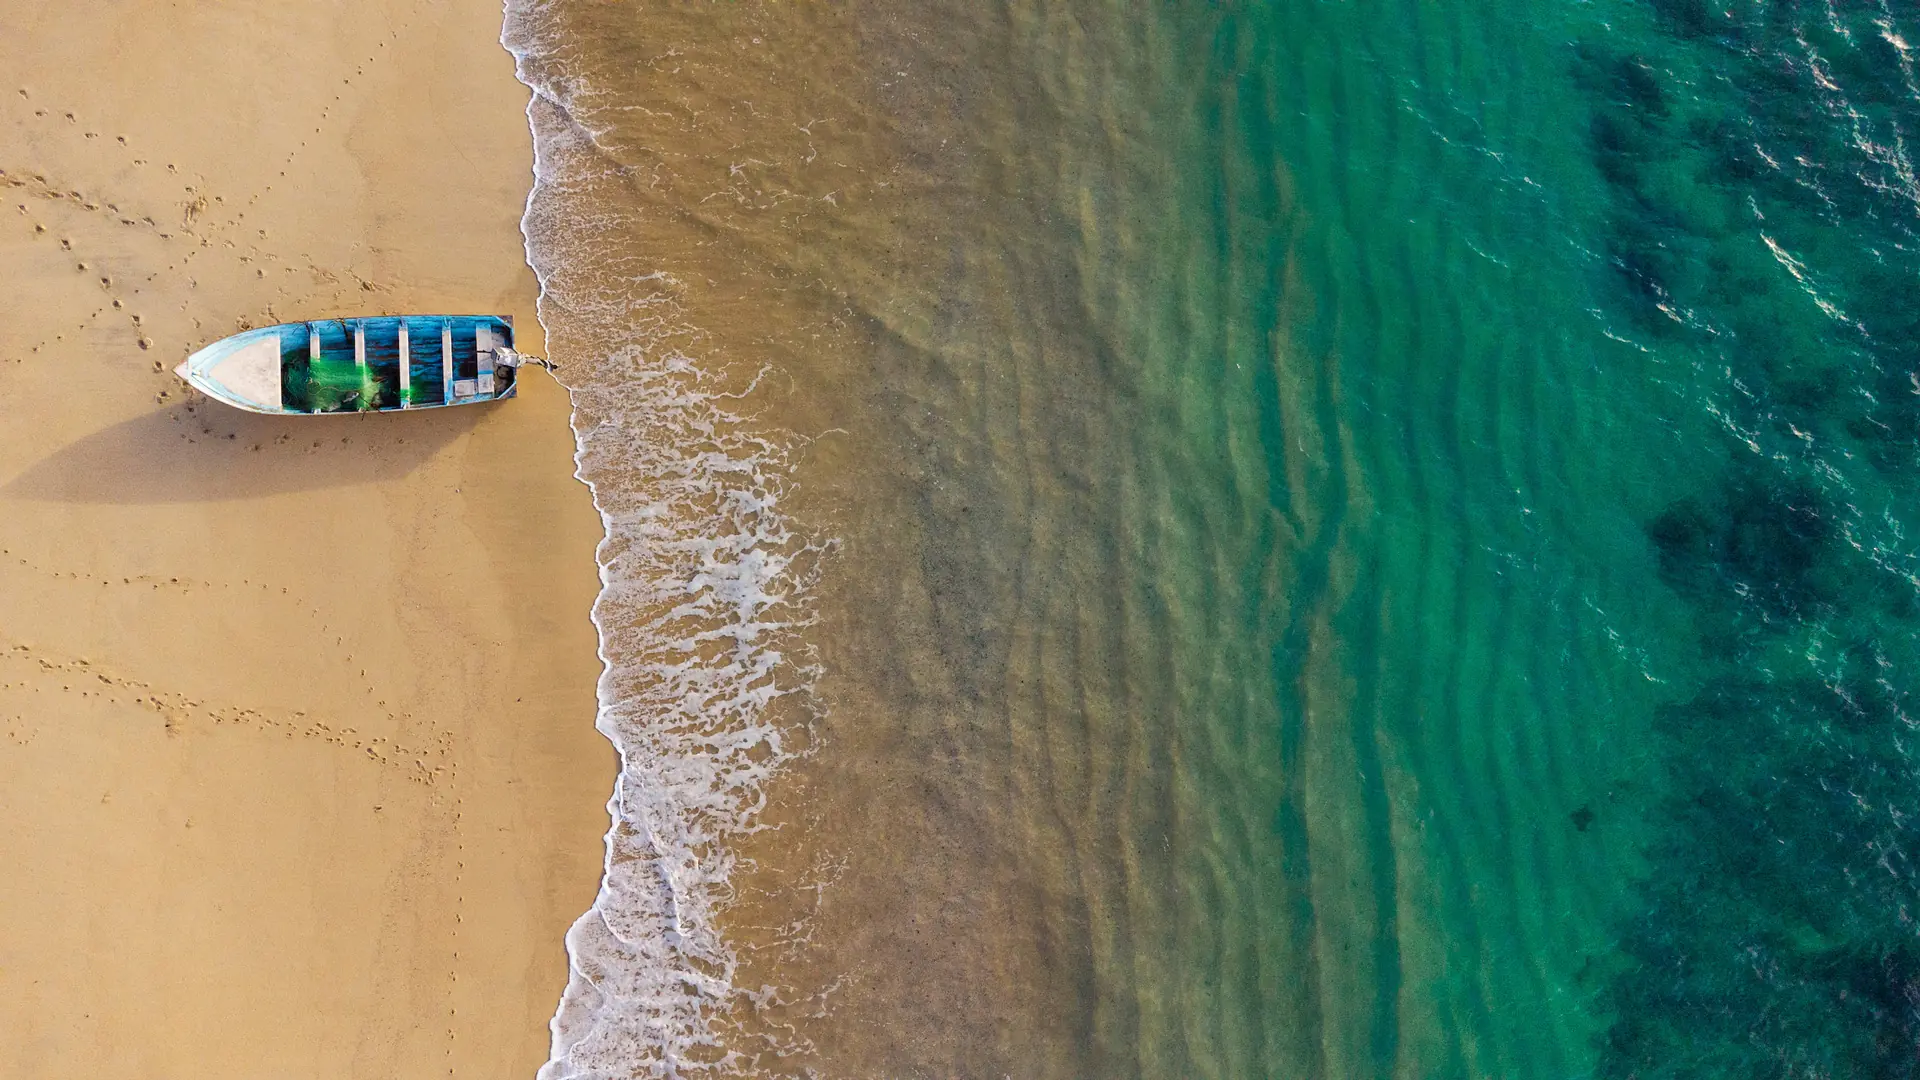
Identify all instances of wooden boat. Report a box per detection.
[174,315,535,415]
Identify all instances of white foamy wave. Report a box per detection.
[504,6,824,1075]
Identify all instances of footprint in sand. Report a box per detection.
[0,165,167,355]
[0,638,451,780]
[5,32,446,386]
[0,547,391,701]
[3,94,324,362]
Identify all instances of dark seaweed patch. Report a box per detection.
[1646,0,1719,40]
[1604,234,1670,308]
[1647,477,1832,617]
[1591,4,1920,1072]
[1590,110,1650,191]
[1601,216,1695,335]
[1694,114,1763,185]
[1603,664,1920,1079]
[1573,44,1671,118]
[1609,54,1668,118]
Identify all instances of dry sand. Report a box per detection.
[0,2,612,1077]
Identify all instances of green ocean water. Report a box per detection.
[511,0,1920,1074]
[979,1,1920,1074]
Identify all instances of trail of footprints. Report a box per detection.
[274,40,401,192]
[8,25,475,1054]
[2,160,282,377]
[5,90,251,348]
[0,33,455,778]
[448,766,464,1076]
[3,47,407,375]
[0,636,450,784]
[2,161,163,358]
[3,164,301,370]
[1,545,389,703]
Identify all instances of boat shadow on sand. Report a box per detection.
[3,401,482,504]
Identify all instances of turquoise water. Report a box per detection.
[511,0,1920,1074]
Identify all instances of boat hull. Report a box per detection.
[176,315,519,415]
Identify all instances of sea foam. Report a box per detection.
[504,7,824,1074]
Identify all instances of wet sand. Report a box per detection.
[0,2,611,1077]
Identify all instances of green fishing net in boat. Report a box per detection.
[293,355,385,413]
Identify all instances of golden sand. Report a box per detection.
[0,2,611,1076]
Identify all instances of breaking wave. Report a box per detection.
[504,7,826,1075]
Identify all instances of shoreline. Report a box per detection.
[0,2,612,1077]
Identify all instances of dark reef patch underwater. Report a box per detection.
[1586,2,1920,1076]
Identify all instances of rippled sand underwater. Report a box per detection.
[508,1,1920,1075]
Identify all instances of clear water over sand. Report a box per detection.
[510,1,1920,1075]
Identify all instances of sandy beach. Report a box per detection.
[0,2,611,1077]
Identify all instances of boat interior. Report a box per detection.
[281,316,516,413]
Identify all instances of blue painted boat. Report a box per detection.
[175,315,537,415]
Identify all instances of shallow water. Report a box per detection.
[508,1,1920,1075]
